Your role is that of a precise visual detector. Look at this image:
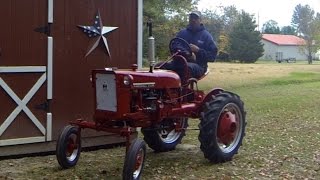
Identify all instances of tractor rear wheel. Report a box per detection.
[198,91,246,163]
[56,125,81,168]
[141,118,188,152]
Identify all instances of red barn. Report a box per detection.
[0,0,143,156]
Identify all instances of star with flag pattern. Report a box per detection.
[78,11,118,58]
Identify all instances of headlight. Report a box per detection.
[123,75,133,86]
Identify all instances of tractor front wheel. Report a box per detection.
[199,91,246,163]
[56,125,81,169]
[123,139,146,180]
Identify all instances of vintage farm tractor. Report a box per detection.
[56,25,246,179]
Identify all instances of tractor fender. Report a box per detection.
[202,88,224,104]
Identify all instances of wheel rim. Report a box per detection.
[217,103,243,153]
[133,148,145,179]
[157,119,185,143]
[66,133,79,162]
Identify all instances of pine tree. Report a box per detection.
[229,11,264,63]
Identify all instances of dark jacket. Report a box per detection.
[176,24,217,70]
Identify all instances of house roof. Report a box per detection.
[262,34,306,46]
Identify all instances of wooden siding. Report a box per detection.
[51,0,138,139]
[0,0,139,152]
[260,40,307,61]
[0,1,47,66]
[0,0,47,140]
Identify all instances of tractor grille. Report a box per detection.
[95,73,117,112]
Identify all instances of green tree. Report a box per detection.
[221,6,240,35]
[262,20,280,34]
[144,0,199,18]
[212,5,240,61]
[292,4,320,64]
[281,26,296,35]
[217,32,231,61]
[201,9,224,41]
[313,14,320,53]
[143,0,199,60]
[229,11,264,63]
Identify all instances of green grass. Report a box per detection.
[231,75,320,179]
[1,63,320,179]
[256,59,320,65]
[267,72,320,86]
[181,70,320,179]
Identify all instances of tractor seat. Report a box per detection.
[184,69,210,89]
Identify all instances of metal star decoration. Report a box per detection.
[78,11,118,58]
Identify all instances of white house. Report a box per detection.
[316,50,320,60]
[260,34,307,61]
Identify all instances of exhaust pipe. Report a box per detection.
[147,19,155,72]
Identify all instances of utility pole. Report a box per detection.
[257,12,260,32]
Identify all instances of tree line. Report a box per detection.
[143,1,320,64]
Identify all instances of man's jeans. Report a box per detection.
[158,61,205,79]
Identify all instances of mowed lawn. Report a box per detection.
[1,61,320,179]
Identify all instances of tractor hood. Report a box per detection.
[114,69,181,89]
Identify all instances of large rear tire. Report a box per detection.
[141,118,188,152]
[123,139,146,180]
[198,91,246,163]
[56,125,81,169]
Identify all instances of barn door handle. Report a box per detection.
[34,101,49,112]
[34,24,51,36]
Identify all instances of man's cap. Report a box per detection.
[189,11,201,18]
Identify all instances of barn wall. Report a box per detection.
[260,40,278,60]
[260,40,308,61]
[277,46,307,60]
[0,0,49,145]
[0,0,142,156]
[51,0,139,140]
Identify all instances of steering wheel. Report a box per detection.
[168,37,192,83]
[169,37,192,58]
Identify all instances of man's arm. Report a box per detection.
[195,34,218,63]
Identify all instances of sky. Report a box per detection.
[197,0,320,29]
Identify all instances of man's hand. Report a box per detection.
[190,44,200,53]
[189,52,196,62]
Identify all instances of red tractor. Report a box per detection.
[56,36,246,180]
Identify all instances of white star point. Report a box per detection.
[101,27,118,35]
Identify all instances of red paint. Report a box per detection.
[218,112,237,145]
[74,61,226,151]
